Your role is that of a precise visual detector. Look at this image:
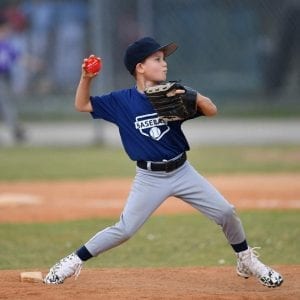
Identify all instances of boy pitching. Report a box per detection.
[44,37,283,288]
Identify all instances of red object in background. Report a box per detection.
[85,57,101,73]
[4,6,28,32]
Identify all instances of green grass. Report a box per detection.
[1,146,299,271]
[217,95,300,118]
[189,145,300,174]
[1,145,300,181]
[0,211,299,270]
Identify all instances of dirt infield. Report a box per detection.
[1,266,299,299]
[0,174,299,299]
[0,174,299,223]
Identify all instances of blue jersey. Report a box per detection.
[90,87,202,161]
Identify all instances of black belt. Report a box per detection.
[137,152,187,173]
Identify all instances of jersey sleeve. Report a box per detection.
[90,93,118,123]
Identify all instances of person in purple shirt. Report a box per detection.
[0,14,25,143]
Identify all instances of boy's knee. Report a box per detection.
[114,220,136,242]
[121,227,134,241]
[220,204,236,224]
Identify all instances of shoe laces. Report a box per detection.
[249,246,261,258]
[74,263,82,280]
[243,247,270,277]
[53,254,82,280]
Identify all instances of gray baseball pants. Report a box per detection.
[85,161,246,256]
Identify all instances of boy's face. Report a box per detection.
[138,51,167,82]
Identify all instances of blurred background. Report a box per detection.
[0,0,299,146]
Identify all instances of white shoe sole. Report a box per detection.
[237,269,283,288]
[236,269,250,279]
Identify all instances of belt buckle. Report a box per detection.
[146,161,152,171]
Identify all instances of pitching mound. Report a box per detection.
[1,266,299,299]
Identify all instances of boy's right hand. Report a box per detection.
[82,55,102,78]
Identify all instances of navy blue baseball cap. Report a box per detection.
[124,37,178,74]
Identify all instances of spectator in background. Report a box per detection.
[53,0,88,92]
[21,0,88,93]
[0,14,25,143]
[4,2,29,94]
[21,0,56,93]
[264,0,300,94]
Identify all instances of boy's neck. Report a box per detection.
[136,78,160,93]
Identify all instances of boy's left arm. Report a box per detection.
[196,93,217,117]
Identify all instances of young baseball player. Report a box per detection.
[44,37,283,288]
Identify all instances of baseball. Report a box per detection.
[85,57,102,73]
[149,127,161,139]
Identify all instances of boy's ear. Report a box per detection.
[135,63,144,74]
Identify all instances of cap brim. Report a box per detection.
[158,42,178,57]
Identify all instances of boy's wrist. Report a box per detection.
[80,75,93,83]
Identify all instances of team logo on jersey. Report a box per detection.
[134,113,170,140]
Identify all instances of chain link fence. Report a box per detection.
[1,0,299,120]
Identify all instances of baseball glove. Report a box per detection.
[144,81,198,121]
